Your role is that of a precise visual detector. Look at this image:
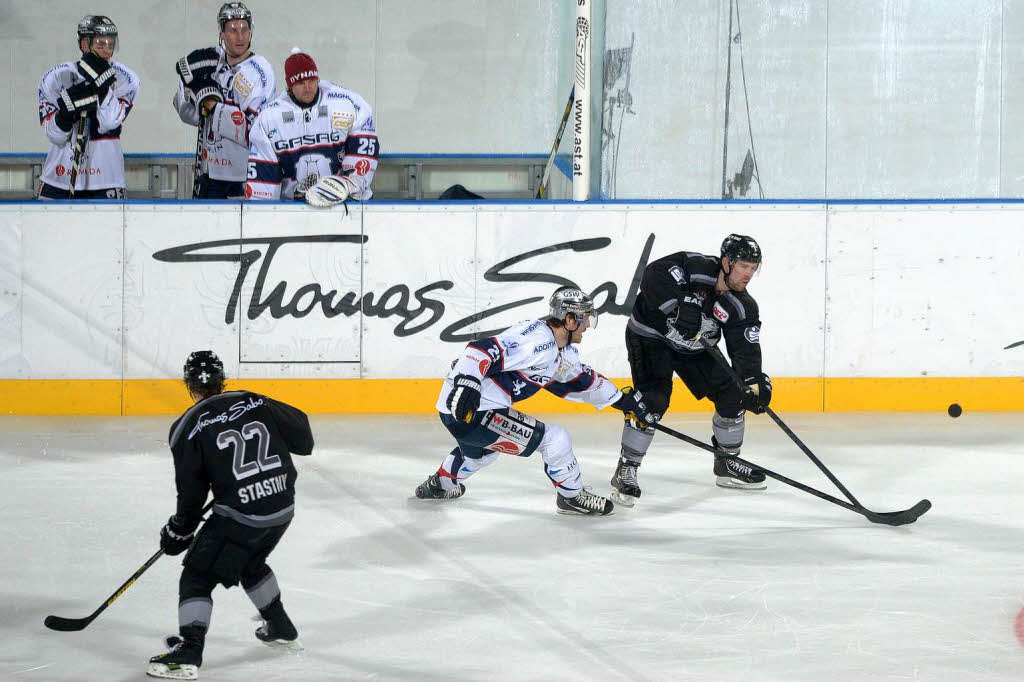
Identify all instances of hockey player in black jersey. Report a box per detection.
[611,234,773,507]
[147,351,314,681]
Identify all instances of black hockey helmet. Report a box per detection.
[217,2,253,31]
[549,285,597,328]
[183,350,225,396]
[721,234,762,267]
[77,15,117,50]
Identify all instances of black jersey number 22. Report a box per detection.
[216,421,282,481]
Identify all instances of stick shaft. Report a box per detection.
[537,86,575,199]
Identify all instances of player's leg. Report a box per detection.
[613,329,675,506]
[536,421,613,515]
[147,561,218,679]
[239,523,302,649]
[416,413,500,499]
[696,356,766,490]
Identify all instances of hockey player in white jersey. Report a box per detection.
[246,49,379,204]
[415,286,661,515]
[172,2,276,198]
[37,15,140,199]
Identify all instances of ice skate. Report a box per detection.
[256,615,303,652]
[556,488,614,515]
[415,472,465,500]
[712,438,766,490]
[147,630,203,680]
[610,457,641,507]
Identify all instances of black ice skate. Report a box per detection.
[556,488,615,516]
[610,457,642,507]
[712,438,766,490]
[415,472,466,499]
[256,604,303,652]
[147,629,204,680]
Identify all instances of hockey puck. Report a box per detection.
[947,403,962,418]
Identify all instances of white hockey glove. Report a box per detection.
[305,175,357,208]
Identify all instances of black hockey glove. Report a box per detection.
[672,293,704,339]
[189,74,224,113]
[175,47,220,86]
[77,52,117,102]
[159,515,196,556]
[446,373,482,424]
[741,373,772,415]
[55,82,99,131]
[613,386,660,426]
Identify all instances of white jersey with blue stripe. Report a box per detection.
[436,319,622,414]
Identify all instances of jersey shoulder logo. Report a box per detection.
[744,326,760,343]
[713,302,729,322]
[668,265,685,284]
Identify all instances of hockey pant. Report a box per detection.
[438,409,584,497]
[622,327,747,458]
[177,514,290,631]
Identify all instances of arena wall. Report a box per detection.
[0,201,1020,414]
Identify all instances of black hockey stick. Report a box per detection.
[696,336,930,519]
[652,422,930,526]
[44,501,214,632]
[67,114,89,199]
[536,86,575,199]
[191,111,206,199]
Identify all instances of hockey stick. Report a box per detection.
[536,86,575,199]
[67,114,89,199]
[44,501,214,632]
[696,336,930,519]
[191,110,207,199]
[652,422,930,526]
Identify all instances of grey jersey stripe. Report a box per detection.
[658,299,678,313]
[213,502,294,528]
[689,273,717,285]
[722,292,746,319]
[169,390,248,449]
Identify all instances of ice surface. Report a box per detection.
[2,411,1022,680]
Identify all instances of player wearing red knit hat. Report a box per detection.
[246,47,380,206]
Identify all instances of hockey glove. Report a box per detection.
[672,293,704,339]
[305,174,357,208]
[189,74,224,113]
[446,373,482,424]
[159,515,196,556]
[77,52,117,102]
[613,386,660,426]
[741,373,773,414]
[55,83,99,131]
[175,47,220,86]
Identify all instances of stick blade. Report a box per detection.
[866,499,932,527]
[44,614,92,632]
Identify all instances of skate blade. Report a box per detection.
[715,476,767,491]
[146,662,198,680]
[610,490,637,507]
[261,638,304,652]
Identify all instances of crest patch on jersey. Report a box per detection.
[744,326,760,343]
[331,112,354,130]
[233,73,253,97]
[669,265,685,284]
[713,302,729,322]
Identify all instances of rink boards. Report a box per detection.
[0,201,1021,414]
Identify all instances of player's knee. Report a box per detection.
[538,423,574,467]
